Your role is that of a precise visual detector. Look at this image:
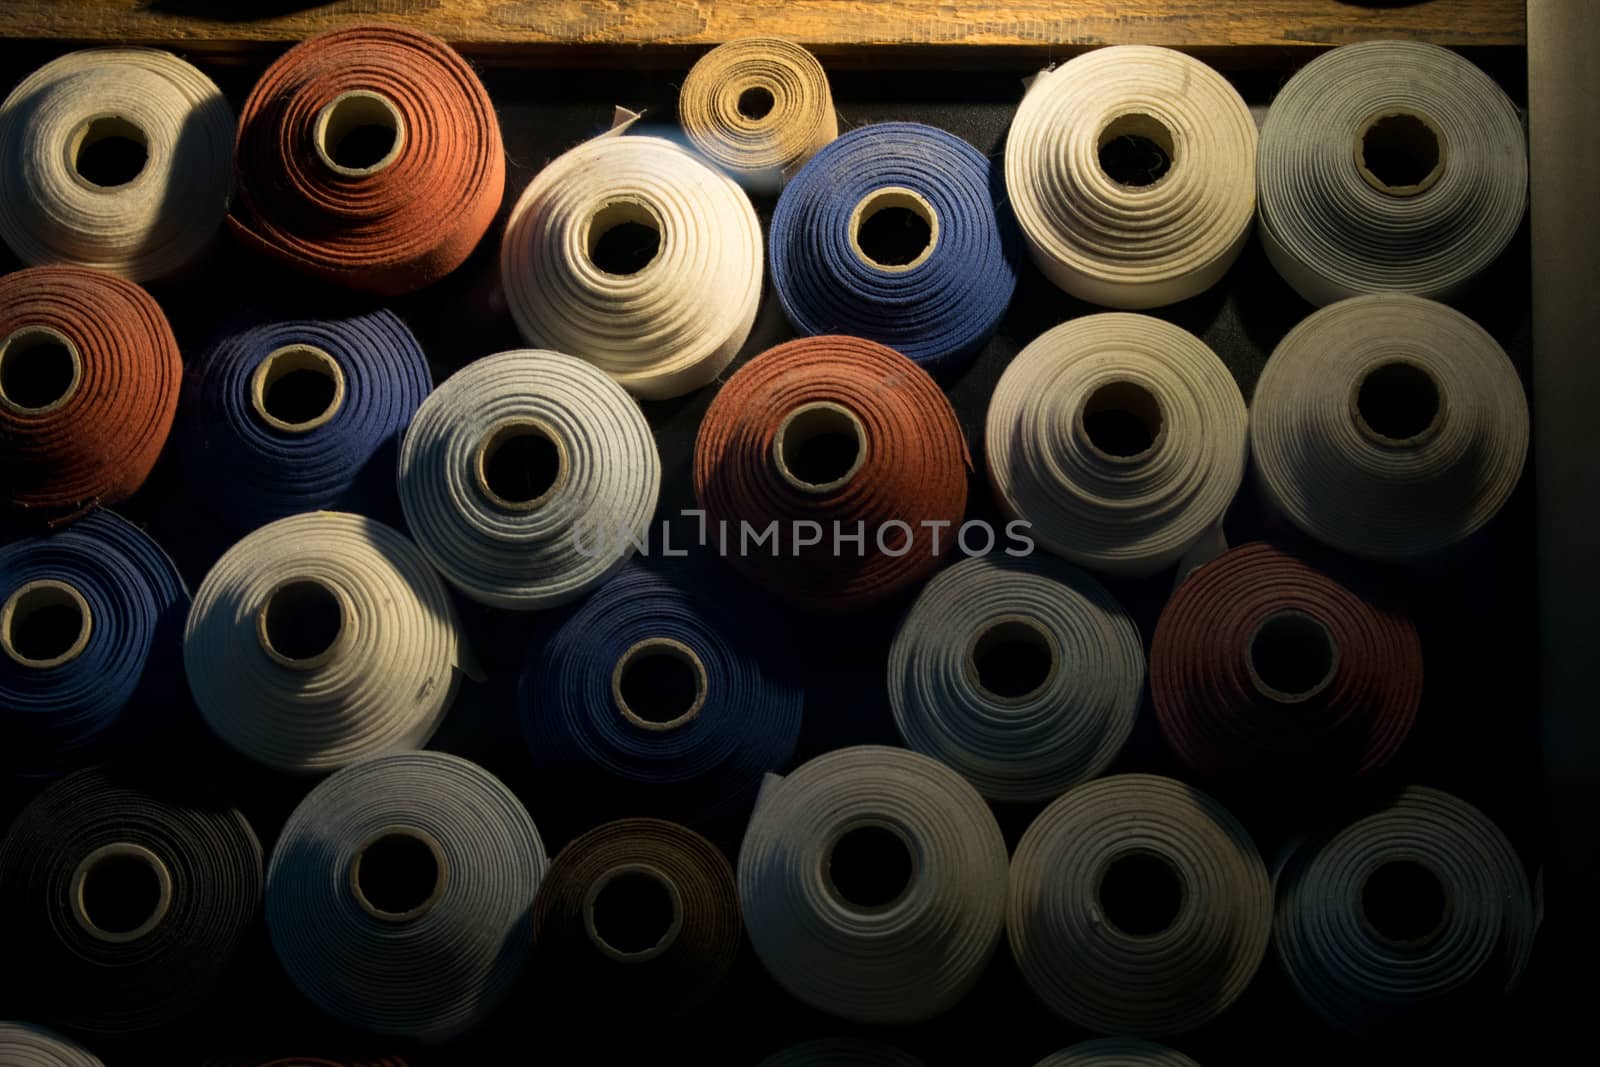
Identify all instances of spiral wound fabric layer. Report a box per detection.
[888,554,1143,803]
[1009,774,1272,1034]
[1036,1041,1202,1067]
[758,1040,926,1067]
[0,266,181,523]
[267,752,546,1041]
[694,336,968,612]
[0,767,262,1034]
[1250,294,1528,562]
[1274,786,1536,1033]
[1152,542,1423,777]
[499,134,762,399]
[181,310,432,530]
[769,122,1017,371]
[529,818,740,1014]
[0,1023,104,1067]
[397,350,660,610]
[739,746,1008,1023]
[0,511,187,777]
[1005,46,1256,308]
[0,49,233,282]
[183,512,463,774]
[520,565,801,817]
[1257,42,1528,306]
[679,37,837,191]
[986,314,1247,578]
[229,25,504,296]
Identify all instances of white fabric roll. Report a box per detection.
[738,745,1008,1023]
[397,349,661,610]
[1257,41,1528,306]
[986,313,1248,578]
[500,133,763,399]
[888,554,1144,804]
[184,511,464,774]
[1005,46,1256,308]
[0,1023,103,1067]
[1035,1040,1202,1067]
[0,48,233,282]
[1250,294,1528,562]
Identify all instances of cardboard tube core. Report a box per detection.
[1356,111,1446,197]
[257,578,347,670]
[1098,849,1187,938]
[314,90,406,177]
[824,820,918,913]
[966,616,1059,705]
[0,326,83,414]
[1360,857,1453,949]
[1,579,92,669]
[583,863,685,963]
[475,418,569,512]
[850,186,938,271]
[350,827,449,923]
[1352,359,1446,448]
[1097,112,1177,187]
[1079,378,1166,462]
[70,114,149,187]
[71,842,173,944]
[251,344,346,433]
[587,199,663,276]
[773,401,867,495]
[612,637,708,731]
[1247,609,1340,704]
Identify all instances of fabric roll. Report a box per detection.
[0,266,181,525]
[679,37,837,191]
[1257,42,1528,306]
[888,553,1144,803]
[499,132,762,399]
[1151,542,1423,777]
[183,511,464,774]
[520,565,802,818]
[0,767,262,1034]
[229,24,504,296]
[758,1040,926,1067]
[180,310,432,530]
[769,122,1017,372]
[0,510,187,778]
[1274,786,1536,1033]
[0,49,233,282]
[986,313,1247,578]
[1250,294,1528,562]
[529,818,740,1014]
[1005,46,1256,308]
[267,752,546,1041]
[739,745,1008,1023]
[396,349,661,611]
[693,336,968,612]
[1009,774,1272,1034]
[1035,1041,1201,1067]
[0,1023,104,1067]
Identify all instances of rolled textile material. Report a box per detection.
[1274,786,1536,1033]
[1009,774,1271,1034]
[0,767,262,1034]
[1035,1041,1202,1067]
[0,266,181,524]
[693,336,968,612]
[739,745,1008,1023]
[0,49,233,282]
[267,752,546,1041]
[888,553,1143,804]
[520,565,801,818]
[1151,542,1423,777]
[986,314,1247,578]
[499,132,762,399]
[397,350,660,610]
[679,37,837,191]
[769,122,1017,372]
[758,1040,926,1067]
[1257,41,1528,306]
[1250,294,1528,562]
[180,310,432,530]
[0,511,187,778]
[529,818,740,1015]
[0,1023,104,1067]
[229,25,504,296]
[183,511,464,774]
[1005,46,1256,308]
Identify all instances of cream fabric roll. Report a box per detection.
[1035,1040,1202,1067]
[1005,46,1256,308]
[0,49,233,282]
[759,1039,925,1067]
[0,1023,104,1067]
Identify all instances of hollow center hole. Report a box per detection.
[828,825,913,910]
[1363,859,1448,946]
[592,871,677,955]
[856,201,933,268]
[80,852,162,936]
[738,86,776,120]
[972,619,1054,701]
[588,201,662,276]
[1100,852,1183,937]
[778,404,863,490]
[1097,113,1174,188]
[264,369,336,427]
[1083,380,1164,458]
[481,425,563,507]
[1361,114,1441,191]
[318,93,401,174]
[356,833,441,918]
[4,586,85,665]
[261,580,342,664]
[1357,362,1441,442]
[0,333,77,411]
[74,116,148,187]
[1250,612,1338,700]
[618,647,700,725]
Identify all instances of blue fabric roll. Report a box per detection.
[178,310,432,529]
[769,121,1018,372]
[520,564,803,820]
[0,511,187,777]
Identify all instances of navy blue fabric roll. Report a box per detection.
[520,565,803,820]
[179,310,432,529]
[0,510,187,777]
[769,121,1018,372]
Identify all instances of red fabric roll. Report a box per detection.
[228,24,504,296]
[693,335,968,612]
[0,266,180,525]
[1151,542,1423,776]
